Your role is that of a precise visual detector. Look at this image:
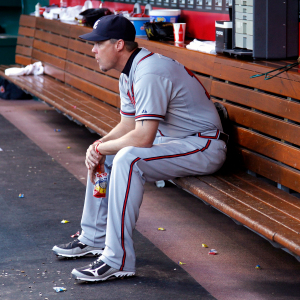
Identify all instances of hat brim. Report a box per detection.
[79,32,109,42]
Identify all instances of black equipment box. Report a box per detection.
[215,20,233,53]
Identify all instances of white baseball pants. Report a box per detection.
[79,134,227,272]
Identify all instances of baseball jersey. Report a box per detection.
[119,48,222,138]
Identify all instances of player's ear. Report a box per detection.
[115,39,125,52]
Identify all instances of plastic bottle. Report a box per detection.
[144,4,152,16]
[93,165,108,198]
[35,3,40,17]
[133,3,141,14]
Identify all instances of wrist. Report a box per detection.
[93,139,103,145]
[94,141,103,155]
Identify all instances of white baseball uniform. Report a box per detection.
[79,48,227,272]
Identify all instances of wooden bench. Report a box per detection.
[0,15,121,136]
[2,15,300,261]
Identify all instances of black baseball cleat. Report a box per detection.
[71,258,135,282]
[52,239,104,258]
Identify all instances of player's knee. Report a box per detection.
[113,146,137,166]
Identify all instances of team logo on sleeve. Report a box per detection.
[127,83,135,106]
[142,109,147,113]
[127,90,135,106]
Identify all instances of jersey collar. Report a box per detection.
[122,48,142,76]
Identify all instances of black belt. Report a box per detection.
[193,131,229,144]
[218,132,229,144]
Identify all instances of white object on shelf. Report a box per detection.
[186,39,216,54]
[35,3,40,17]
[81,0,93,11]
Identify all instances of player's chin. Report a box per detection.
[100,66,109,73]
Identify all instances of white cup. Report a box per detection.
[173,23,186,44]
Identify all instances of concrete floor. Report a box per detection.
[1,99,300,300]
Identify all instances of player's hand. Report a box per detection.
[88,155,106,184]
[85,143,101,170]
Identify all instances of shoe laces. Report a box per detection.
[70,239,80,246]
[90,256,103,269]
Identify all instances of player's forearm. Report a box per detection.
[95,131,151,155]
[96,120,159,156]
[99,123,129,143]
[95,117,135,143]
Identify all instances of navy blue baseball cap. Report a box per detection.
[79,15,136,42]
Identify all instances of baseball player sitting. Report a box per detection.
[52,14,228,282]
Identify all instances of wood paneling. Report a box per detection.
[33,40,68,59]
[69,25,93,39]
[66,49,120,78]
[67,49,97,69]
[35,30,69,48]
[215,56,300,82]
[19,15,36,28]
[43,64,65,82]
[214,100,300,147]
[15,45,32,57]
[15,55,31,66]
[65,73,120,108]
[17,36,34,47]
[32,49,65,70]
[65,62,119,93]
[239,148,300,193]
[18,27,35,37]
[213,62,300,100]
[35,17,71,36]
[233,126,300,170]
[198,75,212,93]
[211,81,300,123]
[68,39,94,56]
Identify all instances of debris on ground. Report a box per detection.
[255,265,261,269]
[53,287,67,292]
[61,220,70,224]
[208,249,218,255]
[202,244,208,248]
[19,194,24,198]
[158,227,166,231]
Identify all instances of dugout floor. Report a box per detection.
[1,99,300,300]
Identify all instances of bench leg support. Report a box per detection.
[277,183,290,193]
